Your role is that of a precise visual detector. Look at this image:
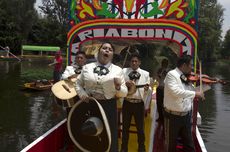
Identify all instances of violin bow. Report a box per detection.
[122,46,130,68]
[199,61,204,99]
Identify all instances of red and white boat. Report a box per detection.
[21,0,208,151]
[20,95,206,152]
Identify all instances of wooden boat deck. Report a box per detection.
[118,101,156,151]
[21,92,206,152]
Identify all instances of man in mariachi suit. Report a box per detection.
[120,53,151,152]
[62,51,87,80]
[60,51,87,114]
[163,55,204,152]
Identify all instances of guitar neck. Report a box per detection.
[136,84,148,88]
[67,74,79,79]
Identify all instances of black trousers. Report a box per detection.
[156,86,164,122]
[53,70,61,83]
[121,100,145,151]
[164,110,194,152]
[99,98,118,152]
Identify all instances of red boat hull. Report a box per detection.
[21,119,207,152]
[21,119,68,152]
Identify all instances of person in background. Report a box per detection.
[120,53,151,152]
[60,51,87,114]
[5,46,9,57]
[156,58,169,123]
[62,51,87,80]
[75,42,128,152]
[49,51,63,83]
[163,55,204,152]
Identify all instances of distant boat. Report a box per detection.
[20,80,54,91]
[0,56,20,61]
[0,56,29,61]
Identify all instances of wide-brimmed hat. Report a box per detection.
[67,97,111,152]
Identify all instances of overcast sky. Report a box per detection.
[35,0,230,37]
[218,0,230,38]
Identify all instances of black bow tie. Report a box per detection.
[129,71,141,80]
[74,66,82,74]
[180,74,189,85]
[93,66,109,76]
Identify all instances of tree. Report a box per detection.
[28,17,66,47]
[39,0,68,25]
[31,0,68,48]
[221,29,230,58]
[198,0,224,61]
[0,0,37,53]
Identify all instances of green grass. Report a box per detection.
[21,68,53,82]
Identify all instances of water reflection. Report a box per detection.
[1,60,230,151]
[198,63,230,152]
[0,60,65,152]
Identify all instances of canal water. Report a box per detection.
[198,62,230,152]
[0,59,229,152]
[0,59,65,152]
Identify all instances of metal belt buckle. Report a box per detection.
[91,93,106,100]
[165,108,188,116]
[126,98,142,103]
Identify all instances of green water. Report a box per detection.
[0,59,65,152]
[0,60,230,152]
[198,62,230,152]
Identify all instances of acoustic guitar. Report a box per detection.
[127,81,149,95]
[51,75,78,100]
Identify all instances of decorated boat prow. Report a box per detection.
[21,0,208,151]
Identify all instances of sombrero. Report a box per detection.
[67,97,111,152]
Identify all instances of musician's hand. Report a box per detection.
[195,91,205,101]
[67,75,73,80]
[68,75,75,80]
[144,84,149,91]
[125,80,134,88]
[114,77,121,90]
[80,95,90,103]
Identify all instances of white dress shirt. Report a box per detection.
[76,62,128,99]
[164,68,195,112]
[123,67,151,109]
[61,64,82,80]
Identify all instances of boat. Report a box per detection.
[21,79,54,91]
[20,91,206,152]
[0,56,21,61]
[21,0,208,151]
[0,46,22,61]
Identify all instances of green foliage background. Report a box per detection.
[0,0,230,61]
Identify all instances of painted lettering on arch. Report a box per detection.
[70,27,193,55]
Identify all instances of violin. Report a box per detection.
[187,73,228,85]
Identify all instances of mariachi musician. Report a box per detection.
[120,53,151,152]
[163,55,204,152]
[54,51,87,113]
[75,42,128,152]
[62,51,87,80]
